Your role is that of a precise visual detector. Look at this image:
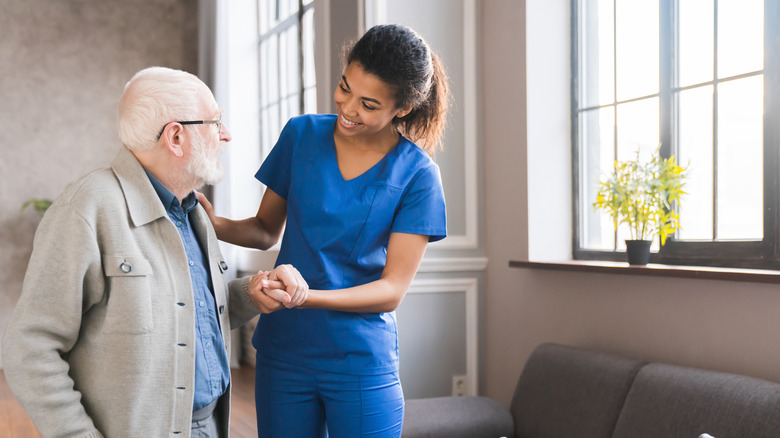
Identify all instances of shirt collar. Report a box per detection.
[144,170,199,214]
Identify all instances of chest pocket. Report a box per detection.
[102,255,154,335]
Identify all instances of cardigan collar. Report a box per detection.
[110,146,170,228]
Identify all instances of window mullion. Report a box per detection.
[712,0,719,241]
[656,0,674,260]
[259,13,299,43]
[764,0,780,260]
[612,0,618,251]
[297,0,305,114]
[659,0,672,160]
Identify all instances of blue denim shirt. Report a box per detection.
[146,172,230,411]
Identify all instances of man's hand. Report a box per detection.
[268,264,309,308]
[248,271,289,313]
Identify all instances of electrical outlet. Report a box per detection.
[452,375,467,396]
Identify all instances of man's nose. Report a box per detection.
[220,124,232,142]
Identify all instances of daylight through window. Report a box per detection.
[258,0,317,157]
[574,0,779,268]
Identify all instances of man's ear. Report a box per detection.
[162,123,186,158]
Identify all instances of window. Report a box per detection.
[573,0,780,268]
[258,0,317,156]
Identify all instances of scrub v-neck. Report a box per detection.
[331,127,399,183]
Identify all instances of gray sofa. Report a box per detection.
[402,343,780,438]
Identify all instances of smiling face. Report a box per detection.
[333,62,411,143]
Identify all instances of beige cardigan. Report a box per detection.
[2,147,260,438]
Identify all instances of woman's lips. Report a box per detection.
[340,114,360,127]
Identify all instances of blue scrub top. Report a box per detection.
[253,114,447,375]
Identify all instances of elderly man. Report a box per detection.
[2,67,306,438]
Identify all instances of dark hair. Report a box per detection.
[345,24,449,155]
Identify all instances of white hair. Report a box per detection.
[186,127,225,187]
[118,66,210,151]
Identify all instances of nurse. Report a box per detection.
[200,24,449,437]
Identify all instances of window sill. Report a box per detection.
[508,259,780,284]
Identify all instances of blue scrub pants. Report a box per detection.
[255,357,404,438]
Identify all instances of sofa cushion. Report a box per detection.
[612,362,780,438]
[510,343,646,438]
[402,396,515,438]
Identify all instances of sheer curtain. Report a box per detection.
[197,0,229,211]
[198,0,246,368]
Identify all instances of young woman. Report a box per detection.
[200,24,449,438]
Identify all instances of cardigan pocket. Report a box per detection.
[102,255,154,335]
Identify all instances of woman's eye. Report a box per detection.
[362,102,376,110]
[339,84,349,93]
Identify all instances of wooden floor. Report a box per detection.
[0,366,258,437]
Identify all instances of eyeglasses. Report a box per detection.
[156,115,223,140]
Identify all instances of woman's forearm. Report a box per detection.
[295,233,428,313]
[214,216,280,250]
[300,279,406,313]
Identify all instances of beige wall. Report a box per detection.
[481,0,780,406]
[0,0,198,367]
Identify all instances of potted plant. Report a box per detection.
[593,148,688,265]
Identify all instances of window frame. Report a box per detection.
[572,0,780,269]
[258,0,316,156]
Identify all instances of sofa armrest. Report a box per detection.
[402,396,515,438]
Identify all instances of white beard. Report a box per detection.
[186,129,225,187]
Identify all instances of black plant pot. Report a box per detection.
[625,240,652,265]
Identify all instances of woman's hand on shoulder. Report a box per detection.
[196,191,217,227]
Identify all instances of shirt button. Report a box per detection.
[188,260,194,266]
[176,221,183,227]
[199,301,205,307]
[205,342,211,348]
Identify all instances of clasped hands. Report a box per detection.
[248,264,309,313]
